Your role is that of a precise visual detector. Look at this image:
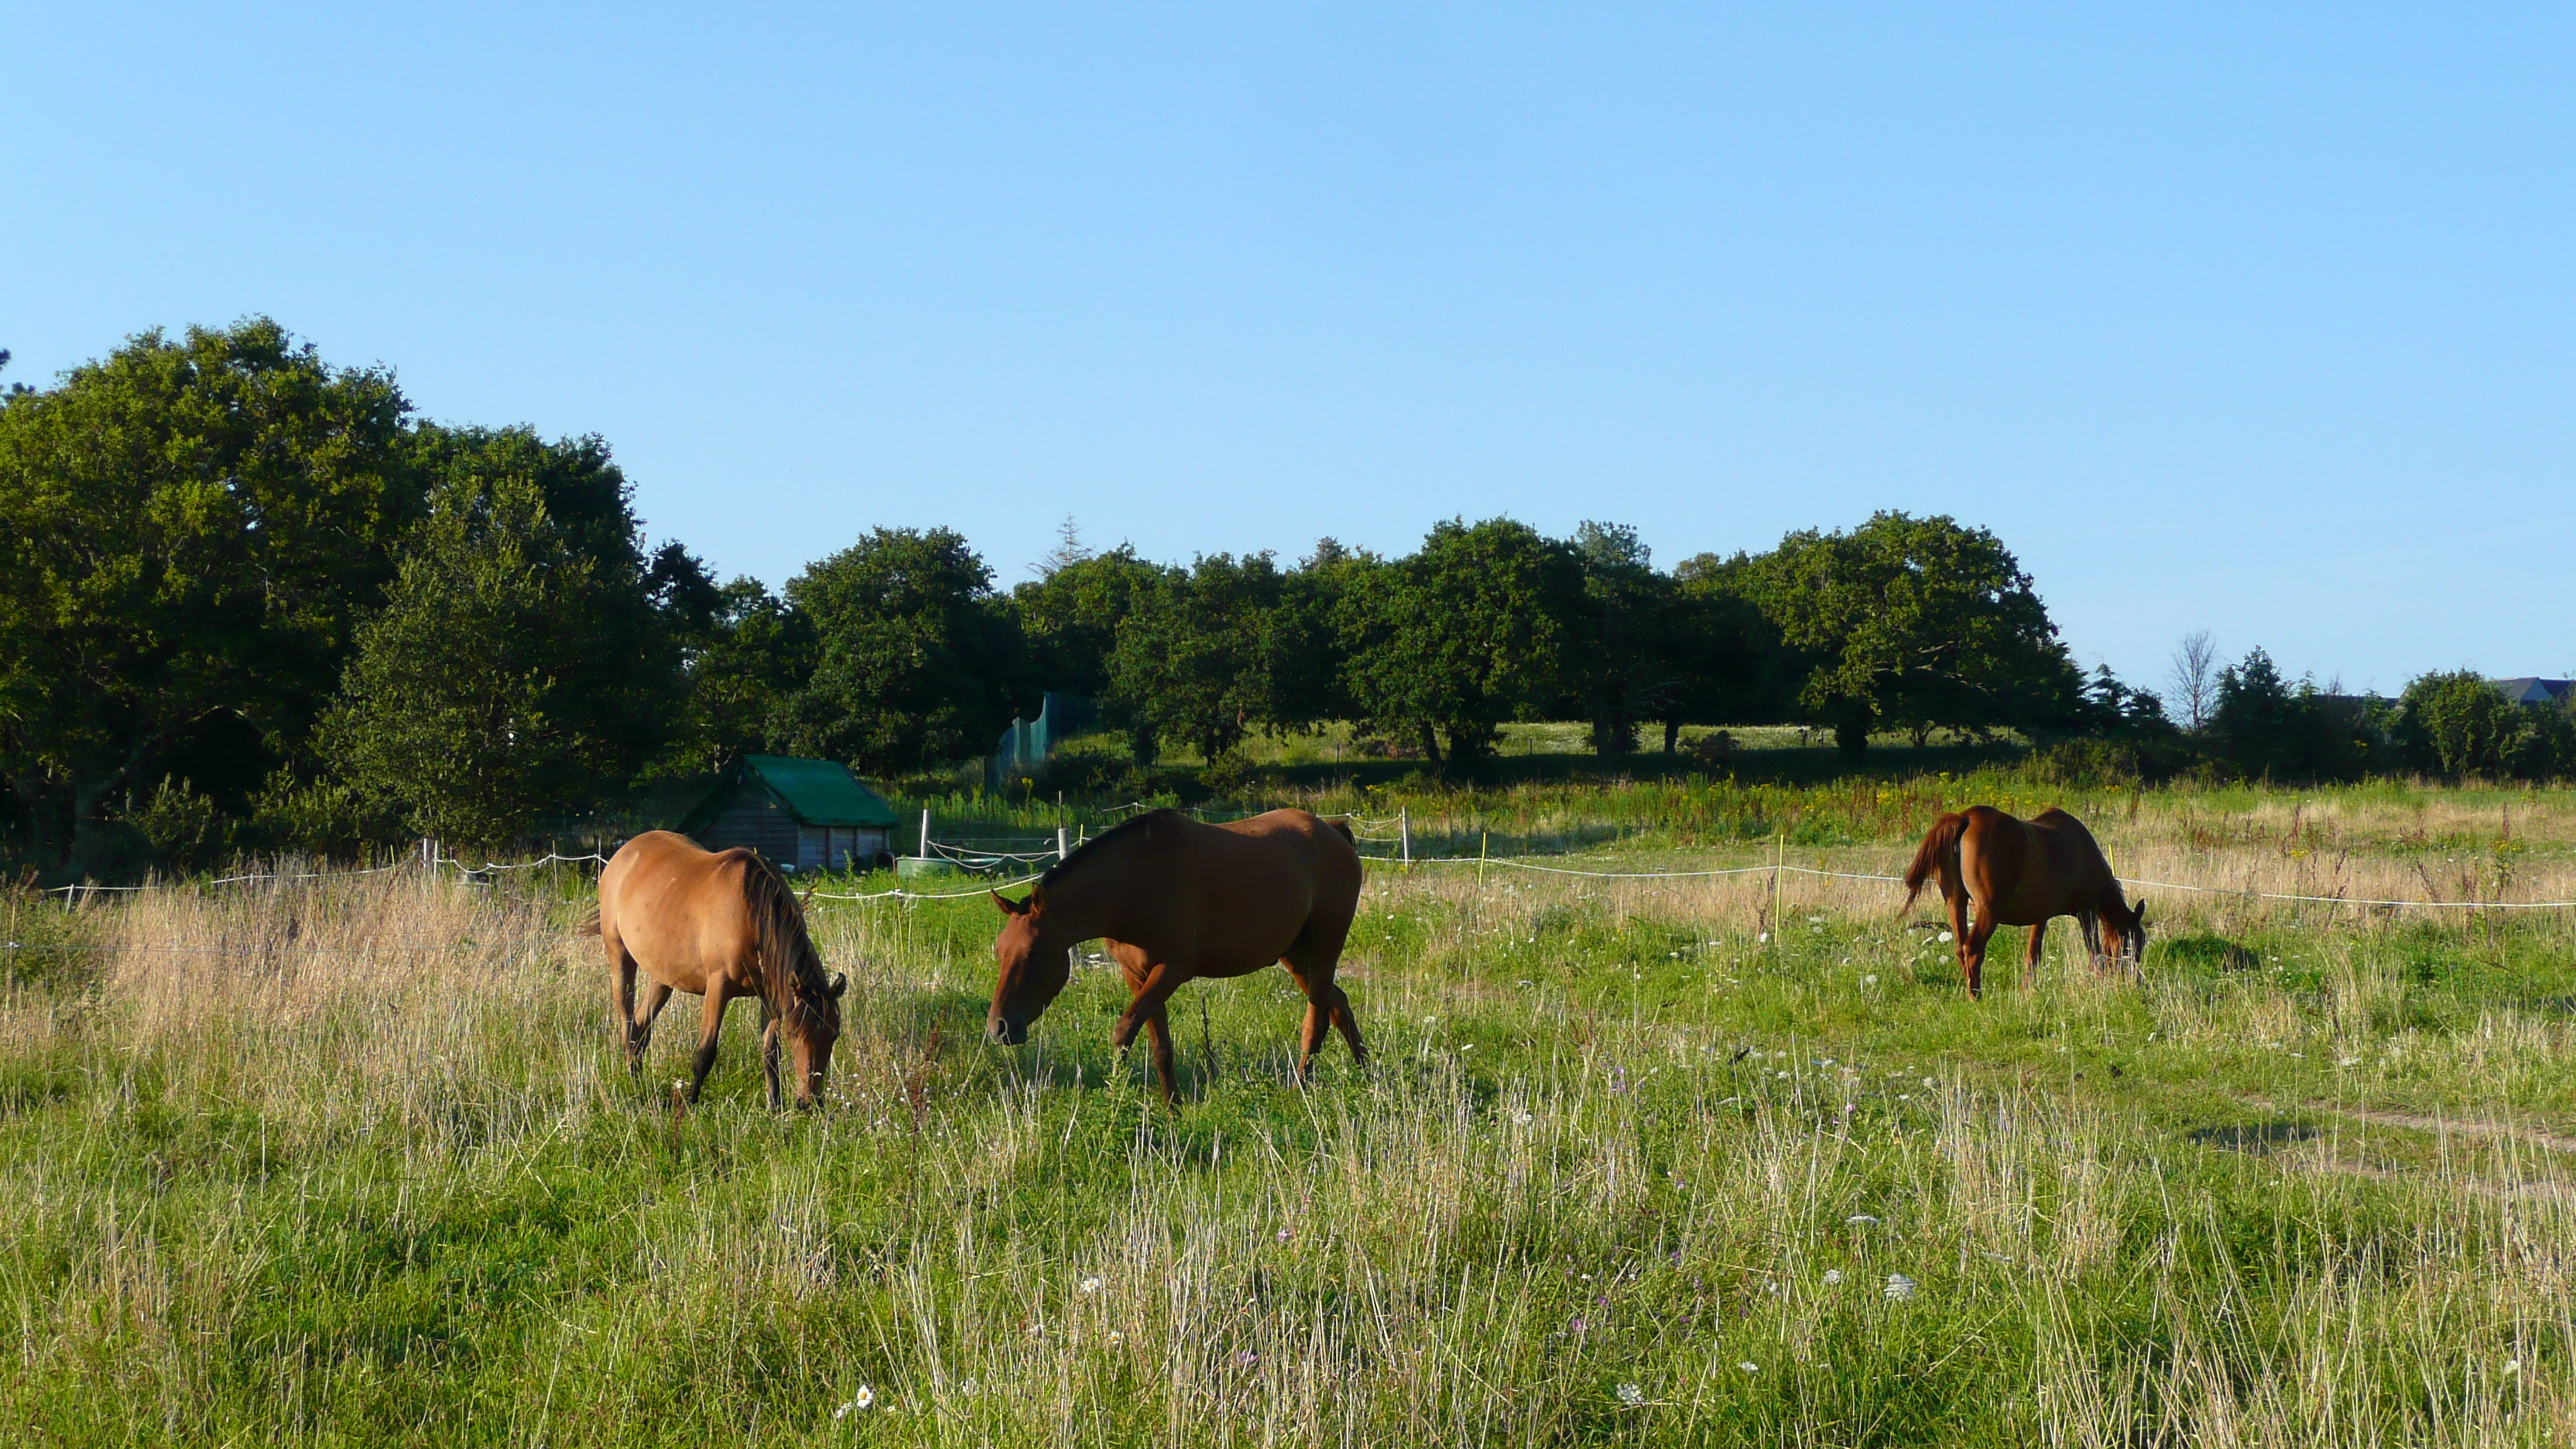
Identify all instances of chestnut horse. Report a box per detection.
[986,807,1365,1103]
[581,831,847,1107]
[1902,805,2146,997]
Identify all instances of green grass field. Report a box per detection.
[5,778,2574,1444]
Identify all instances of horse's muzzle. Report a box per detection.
[988,1017,1029,1046]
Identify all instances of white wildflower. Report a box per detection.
[2504,1358,2520,1374]
[1845,1214,1880,1226]
[1885,1273,1918,1302]
[1937,930,1954,943]
[834,1386,876,1418]
[1080,1276,1101,1293]
[1862,975,1878,986]
[1615,1382,1646,1406]
[1807,916,1825,924]
[1822,1269,1843,1286]
[1107,1331,1125,1345]
[1738,1361,1759,1373]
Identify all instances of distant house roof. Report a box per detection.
[2493,678,2572,706]
[677,755,899,834]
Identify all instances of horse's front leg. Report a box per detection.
[1112,963,1182,1052]
[686,983,732,1104]
[760,999,784,1112]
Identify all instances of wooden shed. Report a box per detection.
[677,755,900,873]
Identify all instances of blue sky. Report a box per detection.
[6,5,2571,695]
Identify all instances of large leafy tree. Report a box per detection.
[772,527,1026,774]
[1012,533,1170,701]
[2393,670,2571,779]
[1565,522,1679,755]
[1748,512,2080,758]
[1338,518,1579,767]
[0,320,418,867]
[653,573,818,776]
[1106,553,1288,765]
[1657,551,1795,751]
[314,426,673,844]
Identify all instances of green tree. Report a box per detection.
[1659,552,1796,751]
[773,528,1026,775]
[1106,553,1288,765]
[654,573,819,777]
[1012,535,1170,700]
[1338,518,1579,767]
[2396,671,2533,779]
[2207,649,2378,781]
[1748,512,2079,758]
[0,320,418,869]
[314,427,673,845]
[1565,522,1678,755]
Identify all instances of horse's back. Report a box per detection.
[1127,810,1358,970]
[1961,805,2111,921]
[599,831,759,989]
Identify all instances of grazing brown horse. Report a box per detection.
[986,808,1365,1103]
[1903,805,2146,998]
[581,831,847,1107]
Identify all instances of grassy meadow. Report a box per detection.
[6,774,2576,1444]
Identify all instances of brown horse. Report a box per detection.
[986,807,1365,1103]
[1902,805,2146,997]
[582,830,848,1107]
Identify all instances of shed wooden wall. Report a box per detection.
[694,787,892,872]
[695,789,800,864]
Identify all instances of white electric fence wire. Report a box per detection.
[29,830,2575,913]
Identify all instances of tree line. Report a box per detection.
[0,323,2560,875]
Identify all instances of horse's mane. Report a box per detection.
[1040,808,1187,890]
[738,852,838,1036]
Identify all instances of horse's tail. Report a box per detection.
[576,903,601,937]
[1327,819,1355,847]
[1903,812,1970,914]
[740,855,837,1033]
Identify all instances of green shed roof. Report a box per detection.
[680,755,899,833]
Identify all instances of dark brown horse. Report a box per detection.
[987,807,1365,1102]
[582,830,847,1107]
[1903,805,2146,997]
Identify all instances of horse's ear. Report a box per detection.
[991,890,1027,916]
[828,971,848,998]
[2134,899,2147,925]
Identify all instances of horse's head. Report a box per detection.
[987,886,1068,1046]
[776,971,849,1106]
[2105,898,2149,969]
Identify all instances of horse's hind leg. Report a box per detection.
[1944,890,1974,989]
[608,934,639,1063]
[1142,1006,1178,1105]
[629,981,673,1070]
[1962,911,1998,999]
[1285,914,1365,1079]
[2023,919,2048,992]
